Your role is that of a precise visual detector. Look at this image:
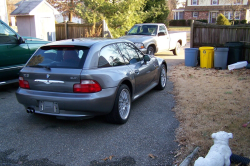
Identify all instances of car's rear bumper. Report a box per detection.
[16,87,117,117]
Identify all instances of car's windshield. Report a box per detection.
[26,46,89,69]
[127,25,157,36]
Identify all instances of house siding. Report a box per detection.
[12,0,58,41]
[16,16,36,37]
[179,0,250,23]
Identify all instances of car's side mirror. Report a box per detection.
[125,31,128,35]
[158,32,165,36]
[143,55,151,63]
[18,37,25,44]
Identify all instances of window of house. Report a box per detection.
[174,12,184,20]
[192,0,197,5]
[224,11,241,20]
[212,0,218,5]
[224,11,232,20]
[235,0,242,4]
[193,12,198,17]
[235,11,241,20]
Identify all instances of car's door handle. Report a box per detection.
[134,70,139,74]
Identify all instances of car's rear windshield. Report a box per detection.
[26,45,89,69]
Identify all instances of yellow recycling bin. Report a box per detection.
[199,47,214,68]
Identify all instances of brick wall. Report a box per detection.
[198,11,209,19]
[184,11,209,20]
[184,11,192,20]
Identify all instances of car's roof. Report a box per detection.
[44,38,132,47]
[134,23,165,26]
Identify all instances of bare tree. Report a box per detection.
[6,0,21,25]
[47,0,80,22]
[220,0,244,25]
[167,0,177,21]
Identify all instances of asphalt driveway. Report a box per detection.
[0,44,187,166]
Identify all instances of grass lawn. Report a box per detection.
[170,65,250,165]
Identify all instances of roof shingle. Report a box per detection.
[11,0,43,15]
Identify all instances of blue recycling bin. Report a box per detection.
[185,48,199,67]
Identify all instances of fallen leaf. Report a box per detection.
[148,154,156,159]
[102,155,114,161]
[109,155,114,160]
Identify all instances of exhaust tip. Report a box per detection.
[27,108,35,114]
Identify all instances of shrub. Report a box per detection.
[169,20,187,26]
[186,19,193,26]
[240,20,247,24]
[234,20,240,25]
[196,20,208,23]
[229,20,247,25]
[216,13,231,25]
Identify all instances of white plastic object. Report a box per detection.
[228,61,248,70]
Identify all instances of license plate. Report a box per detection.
[39,101,59,114]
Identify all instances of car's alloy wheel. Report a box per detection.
[147,46,155,55]
[118,88,131,120]
[106,84,131,124]
[160,66,167,88]
[155,64,167,90]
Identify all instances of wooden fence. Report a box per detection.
[55,20,112,41]
[190,20,250,62]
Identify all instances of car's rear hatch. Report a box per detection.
[20,45,89,93]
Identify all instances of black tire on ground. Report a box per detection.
[147,46,155,55]
[173,42,181,55]
[155,64,167,90]
[106,84,131,124]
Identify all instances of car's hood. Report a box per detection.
[119,35,155,43]
[22,36,51,44]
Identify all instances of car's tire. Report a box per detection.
[147,46,155,55]
[155,64,167,90]
[173,42,181,55]
[106,84,131,124]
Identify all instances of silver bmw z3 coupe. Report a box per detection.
[16,38,167,124]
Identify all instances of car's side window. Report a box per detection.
[159,25,167,35]
[133,45,144,60]
[99,44,125,68]
[0,23,18,44]
[117,43,142,64]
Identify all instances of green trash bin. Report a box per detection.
[224,42,244,65]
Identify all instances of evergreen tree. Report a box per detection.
[216,13,231,25]
[143,0,170,24]
[76,0,146,38]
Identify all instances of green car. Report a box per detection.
[0,19,50,85]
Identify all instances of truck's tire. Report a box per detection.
[173,42,181,55]
[147,46,155,55]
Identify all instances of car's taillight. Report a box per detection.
[73,80,102,93]
[19,77,30,89]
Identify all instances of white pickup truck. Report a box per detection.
[119,23,187,55]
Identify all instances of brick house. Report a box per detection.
[173,0,250,23]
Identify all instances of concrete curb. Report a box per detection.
[179,147,200,166]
